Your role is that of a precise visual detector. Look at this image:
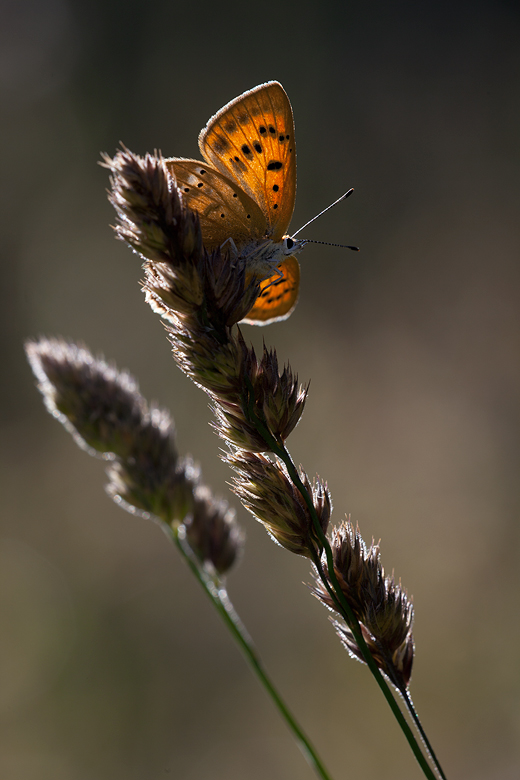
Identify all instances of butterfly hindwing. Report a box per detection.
[198,81,296,243]
[165,158,267,250]
[241,255,300,325]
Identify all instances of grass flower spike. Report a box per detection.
[25,337,242,574]
[100,145,446,780]
[26,125,447,780]
[313,519,414,689]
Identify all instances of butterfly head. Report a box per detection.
[282,235,306,257]
[237,232,305,279]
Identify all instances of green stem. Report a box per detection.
[243,384,442,780]
[277,445,439,780]
[161,523,335,780]
[399,687,447,780]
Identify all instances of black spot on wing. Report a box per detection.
[213,135,230,154]
[230,156,247,172]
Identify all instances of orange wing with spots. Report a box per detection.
[198,81,297,243]
[241,255,300,325]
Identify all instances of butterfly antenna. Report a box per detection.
[292,188,355,238]
[304,240,359,251]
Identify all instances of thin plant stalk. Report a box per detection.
[25,337,334,780]
[243,379,445,780]
[162,522,335,780]
[279,443,441,780]
[399,688,448,780]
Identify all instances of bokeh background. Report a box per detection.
[2,0,520,778]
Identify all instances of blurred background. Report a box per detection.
[2,0,520,777]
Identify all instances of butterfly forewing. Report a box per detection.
[242,255,300,325]
[198,81,296,242]
[165,158,268,250]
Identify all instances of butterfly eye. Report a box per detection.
[285,238,294,250]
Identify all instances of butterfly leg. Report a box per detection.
[258,264,286,293]
[220,237,239,257]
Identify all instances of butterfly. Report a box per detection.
[165,81,305,325]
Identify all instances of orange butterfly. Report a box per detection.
[165,81,304,325]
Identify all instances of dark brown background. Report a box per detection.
[2,0,520,778]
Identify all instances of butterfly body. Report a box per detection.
[166,81,304,325]
[227,234,305,278]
